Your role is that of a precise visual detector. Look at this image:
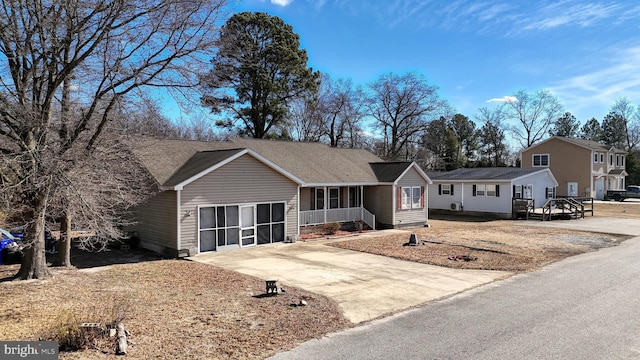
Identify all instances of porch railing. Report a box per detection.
[300,207,375,230]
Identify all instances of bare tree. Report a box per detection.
[610,97,640,151]
[366,72,447,160]
[0,0,229,279]
[502,89,563,148]
[317,75,364,147]
[287,96,325,142]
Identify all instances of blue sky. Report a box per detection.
[232,0,640,125]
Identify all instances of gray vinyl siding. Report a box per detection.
[179,154,298,253]
[395,168,428,227]
[300,187,312,211]
[364,185,394,228]
[132,191,177,255]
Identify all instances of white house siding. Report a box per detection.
[428,183,463,210]
[132,191,178,256]
[179,154,298,254]
[395,168,429,227]
[429,171,557,217]
[459,182,512,214]
[364,185,393,228]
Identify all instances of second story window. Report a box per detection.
[533,154,549,167]
[594,153,598,163]
[600,153,604,163]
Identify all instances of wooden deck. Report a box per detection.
[513,197,594,221]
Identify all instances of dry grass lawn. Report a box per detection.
[592,199,640,219]
[0,261,350,359]
[330,219,627,272]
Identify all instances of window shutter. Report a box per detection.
[397,187,402,210]
[473,185,477,196]
[496,185,500,197]
[513,185,516,198]
[438,184,442,195]
[310,188,315,210]
[420,186,425,208]
[339,187,344,208]
[451,184,454,196]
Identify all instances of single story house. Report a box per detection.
[427,167,558,218]
[126,137,432,256]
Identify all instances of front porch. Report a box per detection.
[300,207,376,229]
[300,186,376,229]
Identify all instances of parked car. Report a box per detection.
[0,227,19,264]
[9,226,56,253]
[605,185,640,201]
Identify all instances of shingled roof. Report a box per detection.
[525,136,626,153]
[227,138,383,184]
[428,167,549,181]
[369,162,413,182]
[127,137,402,187]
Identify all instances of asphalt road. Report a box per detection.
[270,234,640,360]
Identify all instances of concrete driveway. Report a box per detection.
[191,231,510,324]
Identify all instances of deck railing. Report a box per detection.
[300,207,375,230]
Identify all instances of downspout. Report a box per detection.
[392,183,397,228]
[176,190,182,256]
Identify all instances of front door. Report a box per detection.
[595,178,604,200]
[568,182,578,197]
[240,205,256,247]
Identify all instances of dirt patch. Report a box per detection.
[329,219,628,272]
[0,259,350,359]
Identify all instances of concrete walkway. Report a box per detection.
[191,231,511,324]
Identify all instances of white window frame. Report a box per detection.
[441,184,451,195]
[476,184,486,196]
[411,187,421,208]
[256,202,286,245]
[401,186,423,210]
[315,188,325,210]
[610,154,614,165]
[533,154,549,167]
[486,184,496,197]
[514,185,522,198]
[328,187,340,209]
[600,153,604,163]
[594,153,598,163]
[546,187,555,199]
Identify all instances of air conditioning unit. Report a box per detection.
[450,202,462,211]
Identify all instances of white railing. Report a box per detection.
[300,207,375,230]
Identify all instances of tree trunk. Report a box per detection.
[53,212,72,267]
[16,191,51,280]
[116,323,128,355]
[16,204,51,280]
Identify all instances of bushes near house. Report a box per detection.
[322,222,341,235]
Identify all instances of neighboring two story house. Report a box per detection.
[521,136,628,200]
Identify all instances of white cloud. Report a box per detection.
[487,96,518,103]
[549,43,640,120]
[271,0,293,6]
